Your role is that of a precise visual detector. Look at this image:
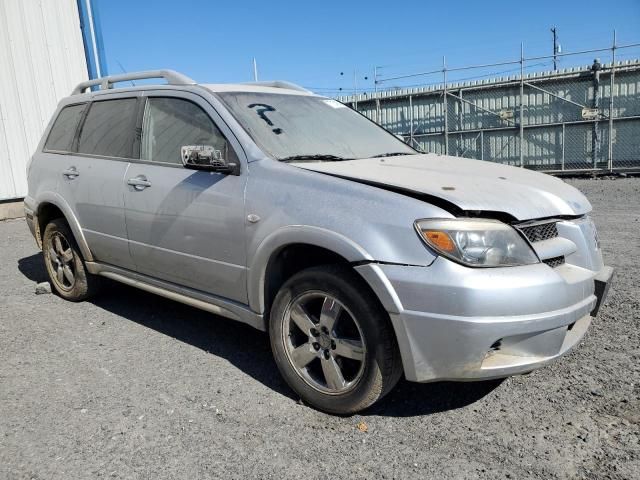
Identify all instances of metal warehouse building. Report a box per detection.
[0,0,106,217]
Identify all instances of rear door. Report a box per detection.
[52,94,138,269]
[123,91,248,303]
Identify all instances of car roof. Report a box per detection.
[201,83,317,96]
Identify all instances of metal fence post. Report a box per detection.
[519,43,525,168]
[561,123,565,170]
[443,56,449,155]
[608,30,616,172]
[592,57,602,169]
[409,94,414,146]
[458,89,464,157]
[374,66,380,122]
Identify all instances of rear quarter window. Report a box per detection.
[77,98,137,158]
[44,104,86,152]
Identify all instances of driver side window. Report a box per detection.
[140,97,234,165]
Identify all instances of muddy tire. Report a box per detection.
[42,218,100,301]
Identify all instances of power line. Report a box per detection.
[374,41,640,85]
[305,61,553,94]
[304,40,640,96]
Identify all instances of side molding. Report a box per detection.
[86,261,265,331]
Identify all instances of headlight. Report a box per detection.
[414,218,539,267]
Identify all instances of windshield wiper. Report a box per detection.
[279,154,353,162]
[371,152,416,158]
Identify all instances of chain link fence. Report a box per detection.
[340,42,640,174]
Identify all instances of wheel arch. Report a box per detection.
[34,192,94,261]
[248,226,375,318]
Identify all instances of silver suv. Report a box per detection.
[25,70,613,414]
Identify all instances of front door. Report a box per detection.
[123,92,248,304]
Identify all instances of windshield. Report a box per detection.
[217,92,416,161]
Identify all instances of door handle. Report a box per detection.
[62,167,79,179]
[127,175,152,190]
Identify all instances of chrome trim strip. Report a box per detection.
[531,237,577,260]
[515,217,568,228]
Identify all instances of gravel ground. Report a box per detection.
[1,177,638,480]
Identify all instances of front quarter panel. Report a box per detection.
[245,159,454,313]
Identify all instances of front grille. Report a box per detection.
[518,221,559,243]
[543,255,565,268]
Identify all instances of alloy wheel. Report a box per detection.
[282,291,366,395]
[47,232,76,291]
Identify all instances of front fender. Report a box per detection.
[34,191,94,262]
[247,225,373,313]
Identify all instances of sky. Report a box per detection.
[97,0,640,96]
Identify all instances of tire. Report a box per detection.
[269,265,403,414]
[42,218,100,301]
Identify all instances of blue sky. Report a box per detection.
[98,0,640,96]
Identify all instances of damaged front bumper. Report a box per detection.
[591,266,614,317]
[356,257,614,383]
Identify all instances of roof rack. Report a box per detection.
[243,80,311,93]
[71,69,196,95]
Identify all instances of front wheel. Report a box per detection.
[269,265,402,414]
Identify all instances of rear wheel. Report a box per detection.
[269,265,402,414]
[42,218,100,301]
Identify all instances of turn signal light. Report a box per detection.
[422,230,456,253]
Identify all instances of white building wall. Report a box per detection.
[0,0,88,201]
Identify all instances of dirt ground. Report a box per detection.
[0,177,638,479]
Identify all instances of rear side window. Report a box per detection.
[44,104,85,152]
[77,98,137,158]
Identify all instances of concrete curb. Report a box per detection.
[0,200,24,221]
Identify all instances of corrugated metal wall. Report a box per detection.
[341,62,640,172]
[0,0,88,201]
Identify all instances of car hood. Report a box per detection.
[291,154,591,221]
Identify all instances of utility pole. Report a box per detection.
[373,66,378,94]
[374,66,380,122]
[353,70,358,109]
[252,58,258,81]
[551,27,558,70]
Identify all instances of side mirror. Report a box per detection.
[181,145,238,174]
